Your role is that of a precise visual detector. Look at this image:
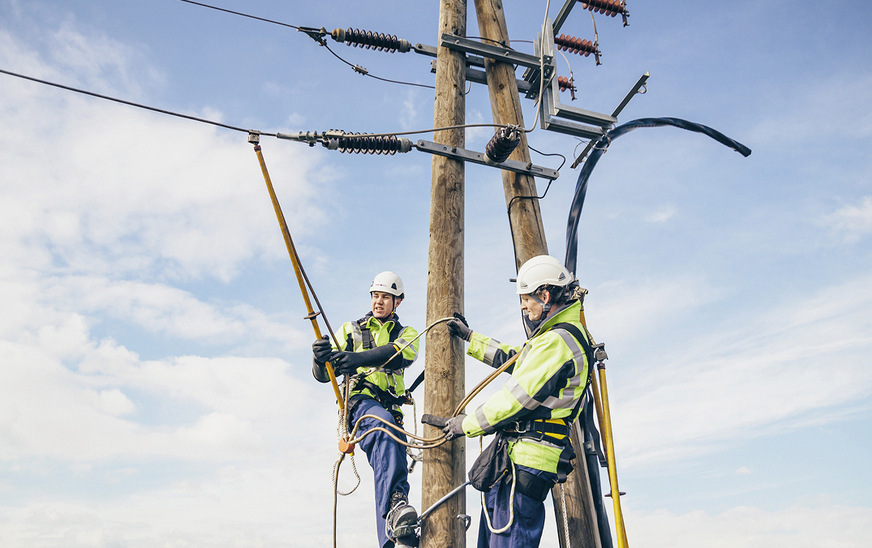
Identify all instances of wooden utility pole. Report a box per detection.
[421,1,467,547]
[473,1,602,546]
[473,0,548,267]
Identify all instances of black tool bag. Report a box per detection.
[468,432,511,492]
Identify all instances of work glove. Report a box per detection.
[422,414,467,440]
[312,336,333,364]
[447,313,473,341]
[443,415,467,441]
[330,343,399,376]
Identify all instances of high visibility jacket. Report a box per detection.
[461,300,591,475]
[333,312,419,410]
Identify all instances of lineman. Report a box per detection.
[430,255,592,548]
[312,271,420,548]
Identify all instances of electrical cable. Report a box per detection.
[180,0,434,90]
[179,0,299,29]
[563,117,752,274]
[0,67,268,136]
[321,42,436,90]
[0,68,522,149]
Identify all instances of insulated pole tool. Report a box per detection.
[249,133,345,411]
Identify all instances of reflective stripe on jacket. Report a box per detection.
[461,300,590,474]
[333,312,419,405]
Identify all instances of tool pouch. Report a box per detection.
[468,432,510,492]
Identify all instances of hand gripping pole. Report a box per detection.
[249,133,345,411]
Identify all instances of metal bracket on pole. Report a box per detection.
[440,33,553,76]
[570,71,650,168]
[414,139,559,180]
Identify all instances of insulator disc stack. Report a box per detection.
[555,34,599,57]
[558,76,576,93]
[328,132,412,155]
[484,126,521,166]
[331,28,411,53]
[580,0,630,24]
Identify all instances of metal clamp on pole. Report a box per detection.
[415,139,559,180]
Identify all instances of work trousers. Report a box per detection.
[476,464,557,548]
[350,396,410,548]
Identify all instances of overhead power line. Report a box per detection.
[0,67,267,136]
[179,0,434,89]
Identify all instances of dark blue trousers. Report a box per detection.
[350,397,410,548]
[476,465,557,548]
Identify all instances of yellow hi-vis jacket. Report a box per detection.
[461,300,591,475]
[333,312,419,410]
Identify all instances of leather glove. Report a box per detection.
[447,313,472,341]
[330,344,398,376]
[443,415,467,441]
[312,336,333,364]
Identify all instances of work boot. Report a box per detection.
[385,491,418,546]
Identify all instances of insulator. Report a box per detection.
[558,76,576,93]
[326,132,412,155]
[580,0,629,20]
[484,126,521,166]
[555,34,599,58]
[331,28,411,53]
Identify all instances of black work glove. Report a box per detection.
[447,312,472,341]
[330,343,399,376]
[312,336,333,364]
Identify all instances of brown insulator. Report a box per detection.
[484,126,521,165]
[555,34,599,57]
[580,0,629,20]
[558,76,576,93]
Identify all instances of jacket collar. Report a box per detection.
[529,300,581,338]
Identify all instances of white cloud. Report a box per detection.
[645,204,677,223]
[824,196,872,242]
[610,274,872,469]
[626,497,872,548]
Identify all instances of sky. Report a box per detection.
[1,0,871,546]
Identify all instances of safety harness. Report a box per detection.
[346,314,411,424]
[502,321,594,486]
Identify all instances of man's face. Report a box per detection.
[520,290,549,322]
[371,291,397,319]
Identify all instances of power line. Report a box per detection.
[179,0,299,30]
[0,68,272,136]
[180,0,435,90]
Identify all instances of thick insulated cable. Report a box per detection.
[564,117,752,274]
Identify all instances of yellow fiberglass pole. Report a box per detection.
[597,357,628,547]
[251,137,344,410]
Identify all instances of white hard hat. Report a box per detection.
[516,255,573,295]
[370,271,404,298]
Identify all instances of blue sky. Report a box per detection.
[1,0,870,546]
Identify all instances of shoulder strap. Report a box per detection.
[356,318,374,350]
[550,321,594,424]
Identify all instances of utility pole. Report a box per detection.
[473,1,602,546]
[472,0,548,267]
[421,1,467,547]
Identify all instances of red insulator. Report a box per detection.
[580,0,629,19]
[555,34,599,57]
[558,76,576,93]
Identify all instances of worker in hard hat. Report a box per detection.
[430,255,592,548]
[312,271,420,548]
